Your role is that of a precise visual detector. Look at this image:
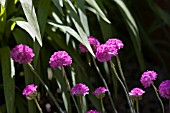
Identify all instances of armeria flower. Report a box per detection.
[93,87,108,98]
[96,44,117,62]
[140,70,158,88]
[10,44,34,64]
[86,110,100,113]
[49,51,72,69]
[22,84,38,100]
[79,36,100,53]
[71,83,89,96]
[105,38,124,50]
[129,88,145,97]
[159,80,170,99]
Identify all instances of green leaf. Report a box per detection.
[85,0,110,24]
[0,47,15,113]
[19,0,42,46]
[0,0,6,7]
[0,4,6,34]
[52,0,64,15]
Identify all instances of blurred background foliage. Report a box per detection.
[0,0,170,113]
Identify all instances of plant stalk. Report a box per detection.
[33,98,43,113]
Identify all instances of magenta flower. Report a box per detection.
[93,87,108,98]
[49,51,72,69]
[10,44,34,64]
[159,80,170,99]
[129,88,145,97]
[23,84,38,99]
[86,110,100,113]
[140,70,158,88]
[71,83,89,96]
[79,36,100,53]
[105,38,124,50]
[96,44,117,62]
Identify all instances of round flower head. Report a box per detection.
[79,36,100,53]
[10,44,34,64]
[93,87,108,98]
[71,83,89,96]
[22,84,38,100]
[87,110,100,113]
[105,38,124,50]
[129,88,145,97]
[96,44,117,62]
[159,80,170,99]
[140,70,158,88]
[49,51,72,69]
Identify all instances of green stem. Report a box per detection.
[27,63,64,113]
[62,67,80,113]
[79,96,83,113]
[109,60,134,113]
[152,84,164,113]
[116,56,129,91]
[136,99,139,113]
[92,57,117,113]
[101,98,105,113]
[33,98,43,113]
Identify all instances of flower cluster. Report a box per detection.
[129,88,145,98]
[71,83,89,96]
[79,36,100,53]
[140,70,158,88]
[159,80,170,99]
[93,87,108,98]
[49,51,72,69]
[86,110,100,113]
[22,84,38,100]
[10,44,34,64]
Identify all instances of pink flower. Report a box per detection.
[96,44,117,62]
[71,83,89,96]
[129,88,145,97]
[87,110,100,113]
[159,80,170,99]
[93,87,108,99]
[79,36,100,53]
[49,51,72,69]
[10,44,34,64]
[23,84,38,100]
[140,70,158,88]
[105,38,124,50]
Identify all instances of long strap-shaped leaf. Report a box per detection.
[0,47,15,113]
[19,0,42,46]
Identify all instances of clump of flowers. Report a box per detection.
[129,88,145,99]
[22,84,38,100]
[79,36,100,53]
[105,38,124,50]
[159,80,170,99]
[140,70,158,88]
[71,83,89,96]
[10,44,34,64]
[86,110,100,113]
[49,51,72,69]
[93,87,108,99]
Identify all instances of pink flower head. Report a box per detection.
[105,38,124,50]
[79,36,100,53]
[159,80,170,99]
[22,84,38,100]
[49,51,72,69]
[10,44,34,64]
[87,110,100,113]
[96,44,117,62]
[129,88,145,97]
[140,70,158,88]
[93,87,108,99]
[71,83,89,96]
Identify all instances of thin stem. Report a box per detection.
[92,57,117,113]
[33,98,43,113]
[116,56,129,91]
[136,99,139,113]
[27,63,64,113]
[100,98,105,113]
[62,67,80,113]
[152,84,164,113]
[79,96,83,113]
[109,60,134,113]
[169,99,170,112]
